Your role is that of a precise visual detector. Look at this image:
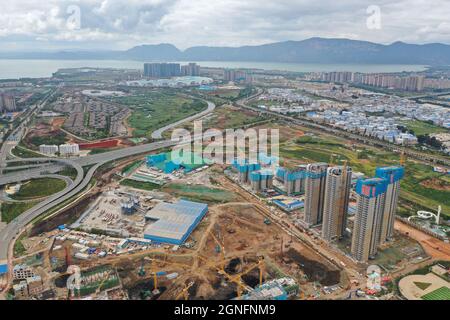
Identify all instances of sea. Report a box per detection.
[0,59,428,80]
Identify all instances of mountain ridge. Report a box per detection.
[2,37,450,65]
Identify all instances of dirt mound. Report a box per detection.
[420,178,450,191]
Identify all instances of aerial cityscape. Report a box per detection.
[0,0,449,307]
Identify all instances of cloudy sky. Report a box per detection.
[1,0,450,51]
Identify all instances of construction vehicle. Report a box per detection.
[175,281,194,300]
[140,257,162,294]
[138,258,146,277]
[264,218,272,225]
[209,230,226,269]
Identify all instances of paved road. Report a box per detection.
[0,88,56,171]
[0,128,24,169]
[0,174,73,203]
[0,128,216,280]
[0,162,65,186]
[0,159,83,273]
[151,100,216,139]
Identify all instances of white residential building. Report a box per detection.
[59,143,80,156]
[39,144,59,156]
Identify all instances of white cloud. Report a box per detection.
[0,0,449,51]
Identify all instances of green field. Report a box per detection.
[205,105,270,129]
[121,160,144,175]
[162,105,270,139]
[400,120,448,136]
[58,167,79,180]
[278,128,450,218]
[10,178,67,201]
[28,131,67,148]
[89,148,116,155]
[421,286,450,300]
[11,145,45,158]
[109,89,207,138]
[414,282,432,290]
[120,179,161,191]
[1,202,38,224]
[162,183,238,203]
[13,233,27,257]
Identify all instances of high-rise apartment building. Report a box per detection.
[304,163,329,226]
[143,63,181,78]
[0,93,17,112]
[351,178,387,262]
[223,69,252,83]
[181,63,200,76]
[375,166,404,243]
[321,166,353,241]
[275,165,307,196]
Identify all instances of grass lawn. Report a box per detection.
[162,183,238,203]
[10,178,67,201]
[120,179,161,191]
[421,286,450,300]
[11,145,44,158]
[400,120,448,136]
[276,125,450,219]
[1,202,38,224]
[206,105,269,130]
[121,160,143,175]
[109,89,207,138]
[400,163,450,215]
[28,131,67,148]
[59,167,79,180]
[89,148,116,155]
[414,282,432,291]
[13,233,27,257]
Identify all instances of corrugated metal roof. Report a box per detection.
[144,200,208,243]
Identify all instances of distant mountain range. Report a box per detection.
[2,38,450,65]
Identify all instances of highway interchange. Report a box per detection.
[0,99,217,286]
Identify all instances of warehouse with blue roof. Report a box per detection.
[144,199,208,245]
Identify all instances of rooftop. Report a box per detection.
[144,199,208,245]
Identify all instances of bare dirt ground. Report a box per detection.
[395,220,450,260]
[420,178,450,191]
[51,117,66,130]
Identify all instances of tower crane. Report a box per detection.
[198,255,265,298]
[175,281,195,300]
[400,151,407,166]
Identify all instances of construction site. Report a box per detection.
[6,122,445,301]
[6,154,353,300]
